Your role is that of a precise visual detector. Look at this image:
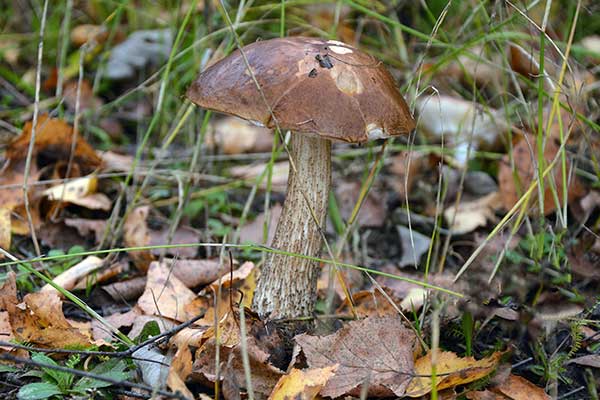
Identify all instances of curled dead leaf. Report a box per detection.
[405,350,504,397]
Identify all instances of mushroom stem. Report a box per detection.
[253,133,331,321]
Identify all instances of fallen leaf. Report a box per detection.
[101,276,147,302]
[335,181,386,227]
[193,314,286,398]
[9,291,92,348]
[296,315,418,397]
[103,29,172,80]
[43,175,111,210]
[269,366,337,400]
[336,289,398,318]
[566,354,600,368]
[444,192,502,234]
[509,43,540,80]
[405,350,503,397]
[148,225,199,258]
[491,374,550,400]
[0,311,15,350]
[72,260,126,291]
[167,345,194,399]
[0,162,39,210]
[207,116,273,154]
[498,133,586,215]
[123,206,154,272]
[7,114,102,173]
[388,151,427,199]
[417,95,508,166]
[0,208,11,257]
[41,256,104,294]
[467,390,508,400]
[238,204,282,245]
[397,225,431,267]
[64,218,107,244]
[229,161,289,192]
[70,24,110,47]
[62,79,103,112]
[163,258,229,288]
[137,261,197,322]
[98,151,135,172]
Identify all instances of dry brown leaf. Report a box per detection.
[238,204,282,246]
[336,289,398,318]
[335,181,386,227]
[98,150,135,172]
[0,161,41,238]
[137,261,197,322]
[41,256,104,294]
[566,354,600,369]
[491,374,550,400]
[9,291,92,348]
[498,133,586,215]
[229,161,289,192]
[397,225,431,267]
[467,390,509,400]
[206,116,273,154]
[509,43,541,81]
[167,345,194,399]
[0,208,11,257]
[148,225,199,258]
[268,366,337,400]
[405,351,503,397]
[7,114,102,173]
[70,24,110,46]
[209,261,256,309]
[296,315,418,397]
[193,315,285,398]
[92,307,141,341]
[64,218,107,243]
[388,151,427,200]
[163,258,228,288]
[63,80,103,112]
[72,260,126,291]
[101,276,147,302]
[444,192,502,234]
[0,162,39,210]
[0,311,15,350]
[123,206,154,272]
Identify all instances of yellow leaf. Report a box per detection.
[0,208,11,257]
[405,351,503,397]
[43,175,97,202]
[268,366,337,400]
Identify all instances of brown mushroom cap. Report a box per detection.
[187,37,415,143]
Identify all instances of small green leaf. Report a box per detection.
[72,359,129,393]
[31,353,72,390]
[0,364,17,373]
[134,320,160,344]
[17,382,62,400]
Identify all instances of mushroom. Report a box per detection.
[187,37,415,324]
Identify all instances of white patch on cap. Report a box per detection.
[327,40,353,54]
[367,124,389,140]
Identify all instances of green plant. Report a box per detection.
[17,353,129,400]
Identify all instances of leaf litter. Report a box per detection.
[2,3,599,400]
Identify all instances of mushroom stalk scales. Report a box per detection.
[253,134,331,320]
